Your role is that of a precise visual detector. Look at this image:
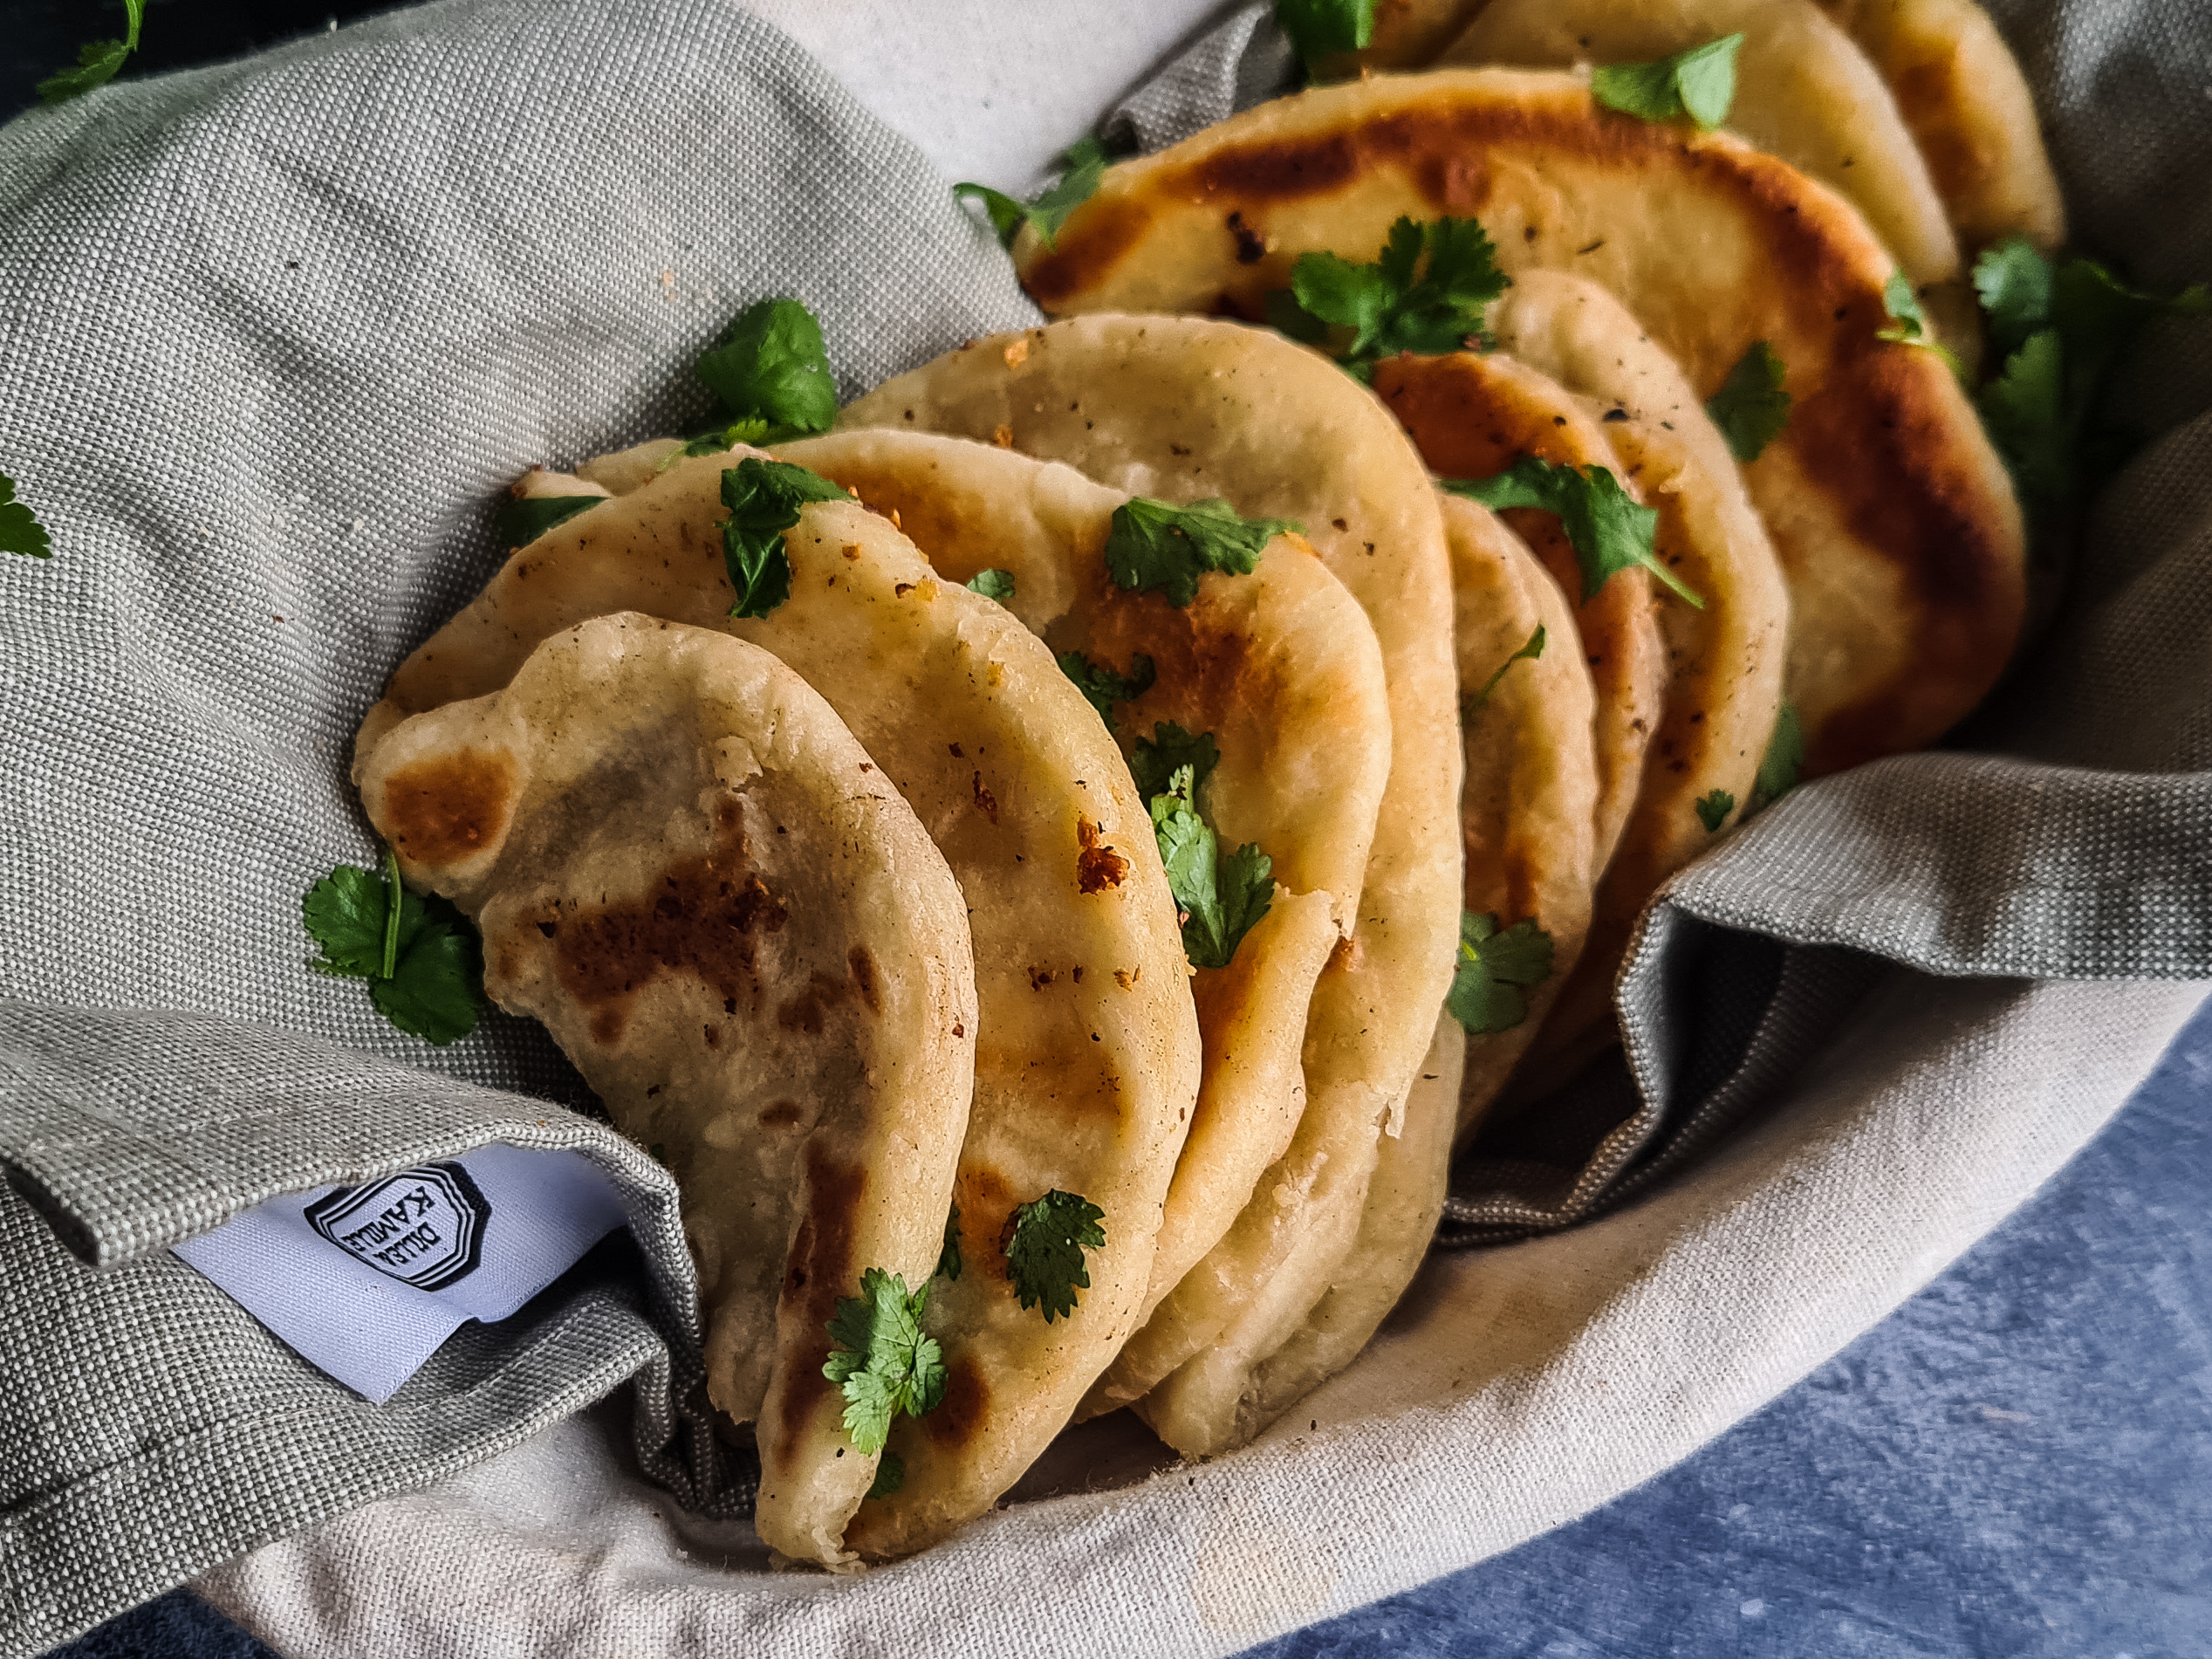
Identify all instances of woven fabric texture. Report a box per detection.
[0,0,2205,1653]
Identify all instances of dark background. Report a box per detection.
[10,8,2212,1658]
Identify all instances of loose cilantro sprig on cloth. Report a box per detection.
[1446,911,1554,1038]
[1268,216,1511,380]
[1057,650,1155,731]
[1463,625,1545,720]
[1003,1190,1107,1322]
[719,458,847,619]
[1705,341,1792,463]
[1130,722,1221,805]
[964,569,1017,602]
[954,137,1110,252]
[679,298,839,456]
[1277,0,1376,77]
[0,472,53,560]
[1448,458,1704,608]
[304,849,482,1045]
[1149,764,1273,970]
[1695,790,1736,833]
[494,493,601,550]
[821,1268,947,1454]
[1104,497,1301,607]
[1591,34,1743,131]
[37,0,143,104]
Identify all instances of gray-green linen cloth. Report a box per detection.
[0,0,2206,1655]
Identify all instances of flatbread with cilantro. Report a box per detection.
[360,452,1202,1560]
[1371,347,1668,874]
[1442,0,1962,285]
[843,316,1463,1450]
[1817,0,2067,251]
[1484,271,1791,1069]
[354,614,975,1568]
[777,428,1393,1324]
[1010,68,2028,777]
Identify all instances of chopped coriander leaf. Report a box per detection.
[1705,341,1791,463]
[1463,624,1545,719]
[0,472,52,559]
[1592,34,1743,131]
[1975,328,2068,505]
[681,415,773,458]
[1277,0,1375,74]
[1972,237,2054,358]
[1750,702,1804,810]
[1695,789,1736,833]
[302,855,483,1046]
[1104,497,1300,607]
[1877,271,1966,376]
[495,494,600,550]
[1057,649,1155,731]
[719,458,846,620]
[866,1451,905,1500]
[1129,721,1220,806]
[37,0,142,104]
[936,1204,962,1282]
[1003,1189,1107,1322]
[822,1268,946,1454]
[1448,457,1703,608]
[953,135,1110,253]
[1271,215,1511,379]
[695,298,838,442]
[1446,910,1554,1037]
[964,568,1017,602]
[1150,764,1272,970]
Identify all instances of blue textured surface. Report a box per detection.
[47,993,2211,1656]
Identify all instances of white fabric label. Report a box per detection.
[174,1143,629,1403]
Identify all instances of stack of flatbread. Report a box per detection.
[344,0,2056,1567]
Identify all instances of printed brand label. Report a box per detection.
[302,1162,494,1291]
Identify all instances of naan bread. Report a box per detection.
[777,429,1392,1318]
[1368,349,1664,874]
[845,317,1462,1444]
[1146,1012,1465,1454]
[1439,493,1599,1141]
[354,614,975,1567]
[361,454,1202,1560]
[1484,271,1791,1065]
[1442,0,1961,284]
[1013,69,2027,776]
[1818,0,2066,250]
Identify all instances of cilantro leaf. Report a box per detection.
[495,494,600,550]
[1446,910,1554,1037]
[1003,1190,1106,1322]
[1878,271,1966,377]
[866,1450,905,1500]
[303,851,483,1046]
[1463,624,1545,720]
[695,298,838,442]
[964,568,1017,602]
[1447,457,1703,608]
[1105,497,1300,607]
[1975,328,2068,505]
[954,136,1110,253]
[1705,341,1791,463]
[1750,702,1804,811]
[1277,0,1375,74]
[0,472,53,560]
[1695,789,1736,833]
[1274,216,1511,378]
[37,0,142,103]
[1591,34,1743,131]
[1129,722,1221,806]
[1972,237,2055,358]
[681,415,773,459]
[1057,650,1155,731]
[936,1205,962,1283]
[1149,764,1273,970]
[822,1267,946,1455]
[720,458,847,620]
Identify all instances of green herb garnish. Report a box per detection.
[37,0,142,104]
[1057,649,1156,732]
[1446,910,1554,1037]
[964,568,1017,601]
[1590,34,1744,131]
[821,1268,946,1455]
[1463,625,1545,720]
[1003,1189,1107,1322]
[1150,764,1272,970]
[719,458,847,619]
[1269,216,1511,380]
[1448,457,1703,608]
[303,848,482,1046]
[1104,497,1299,607]
[1277,0,1376,76]
[954,136,1110,252]
[1129,722,1221,806]
[1695,790,1736,833]
[0,472,53,560]
[495,494,600,550]
[1705,341,1792,463]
